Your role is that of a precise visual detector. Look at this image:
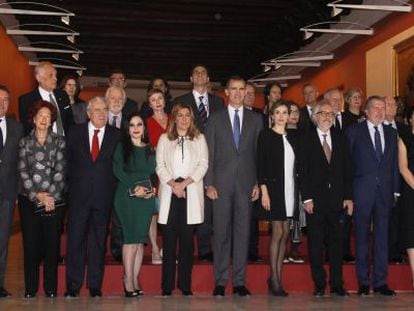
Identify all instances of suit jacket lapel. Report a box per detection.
[97,126,112,161]
[313,130,329,166]
[81,124,93,162]
[239,108,250,150]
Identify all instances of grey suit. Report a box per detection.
[0,118,23,286]
[205,107,263,286]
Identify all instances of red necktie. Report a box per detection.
[91,129,100,161]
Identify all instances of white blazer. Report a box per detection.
[156,133,209,225]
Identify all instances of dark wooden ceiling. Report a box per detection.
[7,0,341,83]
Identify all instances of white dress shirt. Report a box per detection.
[172,137,193,179]
[317,127,332,149]
[367,120,385,153]
[38,86,60,134]
[227,105,244,133]
[192,90,209,117]
[0,116,6,146]
[108,111,122,129]
[88,122,106,151]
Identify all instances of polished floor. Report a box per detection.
[1,225,414,310]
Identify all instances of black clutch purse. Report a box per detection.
[128,179,153,197]
[34,200,66,215]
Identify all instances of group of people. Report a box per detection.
[0,60,413,300]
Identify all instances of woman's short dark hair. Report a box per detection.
[263,82,283,104]
[147,88,165,101]
[27,100,57,127]
[269,99,291,115]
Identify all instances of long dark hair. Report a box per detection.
[121,112,154,167]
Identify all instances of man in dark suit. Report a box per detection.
[0,85,23,298]
[298,83,318,132]
[243,82,264,263]
[205,76,263,296]
[105,85,128,262]
[383,95,408,264]
[19,61,73,136]
[299,101,353,297]
[346,96,399,296]
[108,70,138,117]
[173,64,224,262]
[65,96,121,298]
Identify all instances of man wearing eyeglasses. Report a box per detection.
[298,101,353,297]
[108,70,138,117]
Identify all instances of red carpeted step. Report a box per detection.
[41,261,411,295]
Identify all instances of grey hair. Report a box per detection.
[312,100,332,117]
[105,85,126,104]
[323,87,341,101]
[365,95,385,111]
[34,61,55,76]
[87,96,108,110]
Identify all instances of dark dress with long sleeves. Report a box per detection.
[400,131,414,249]
[257,128,299,221]
[113,143,156,244]
[341,109,365,131]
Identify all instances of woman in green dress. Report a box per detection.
[113,112,156,297]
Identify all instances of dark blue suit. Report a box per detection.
[346,121,399,288]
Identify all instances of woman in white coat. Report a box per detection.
[156,102,208,296]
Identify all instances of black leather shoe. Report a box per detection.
[199,252,213,262]
[58,255,66,264]
[181,290,193,296]
[233,286,251,297]
[162,290,172,297]
[330,287,349,296]
[89,288,102,297]
[64,289,79,298]
[24,292,36,299]
[373,284,396,296]
[113,254,123,263]
[0,287,11,298]
[357,285,370,296]
[343,255,355,263]
[45,291,57,298]
[313,287,325,297]
[213,285,225,296]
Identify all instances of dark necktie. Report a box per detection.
[198,96,208,128]
[112,115,118,128]
[374,126,382,162]
[91,129,100,162]
[0,119,4,153]
[233,109,241,149]
[49,93,64,136]
[335,114,341,129]
[322,134,331,163]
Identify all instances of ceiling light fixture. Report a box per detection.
[7,24,80,43]
[300,21,374,40]
[249,75,302,82]
[28,58,86,76]
[0,2,75,25]
[18,41,83,60]
[327,0,412,17]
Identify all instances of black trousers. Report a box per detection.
[19,195,59,294]
[110,208,123,259]
[161,194,195,292]
[195,196,212,256]
[306,209,343,289]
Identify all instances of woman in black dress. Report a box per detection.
[342,87,365,130]
[398,107,414,289]
[257,100,298,296]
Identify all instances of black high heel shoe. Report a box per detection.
[124,289,138,298]
[267,277,288,297]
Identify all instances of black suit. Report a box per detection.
[65,123,121,291]
[19,88,73,136]
[298,106,315,132]
[173,92,224,257]
[298,128,353,289]
[0,118,23,287]
[173,92,224,133]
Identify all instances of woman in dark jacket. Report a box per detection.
[257,100,299,296]
[18,100,66,298]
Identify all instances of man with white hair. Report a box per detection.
[19,61,73,135]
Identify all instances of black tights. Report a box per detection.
[269,220,290,289]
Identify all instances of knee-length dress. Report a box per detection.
[113,143,156,244]
[257,128,299,221]
[400,132,414,249]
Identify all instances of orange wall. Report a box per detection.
[283,11,414,105]
[0,24,36,119]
